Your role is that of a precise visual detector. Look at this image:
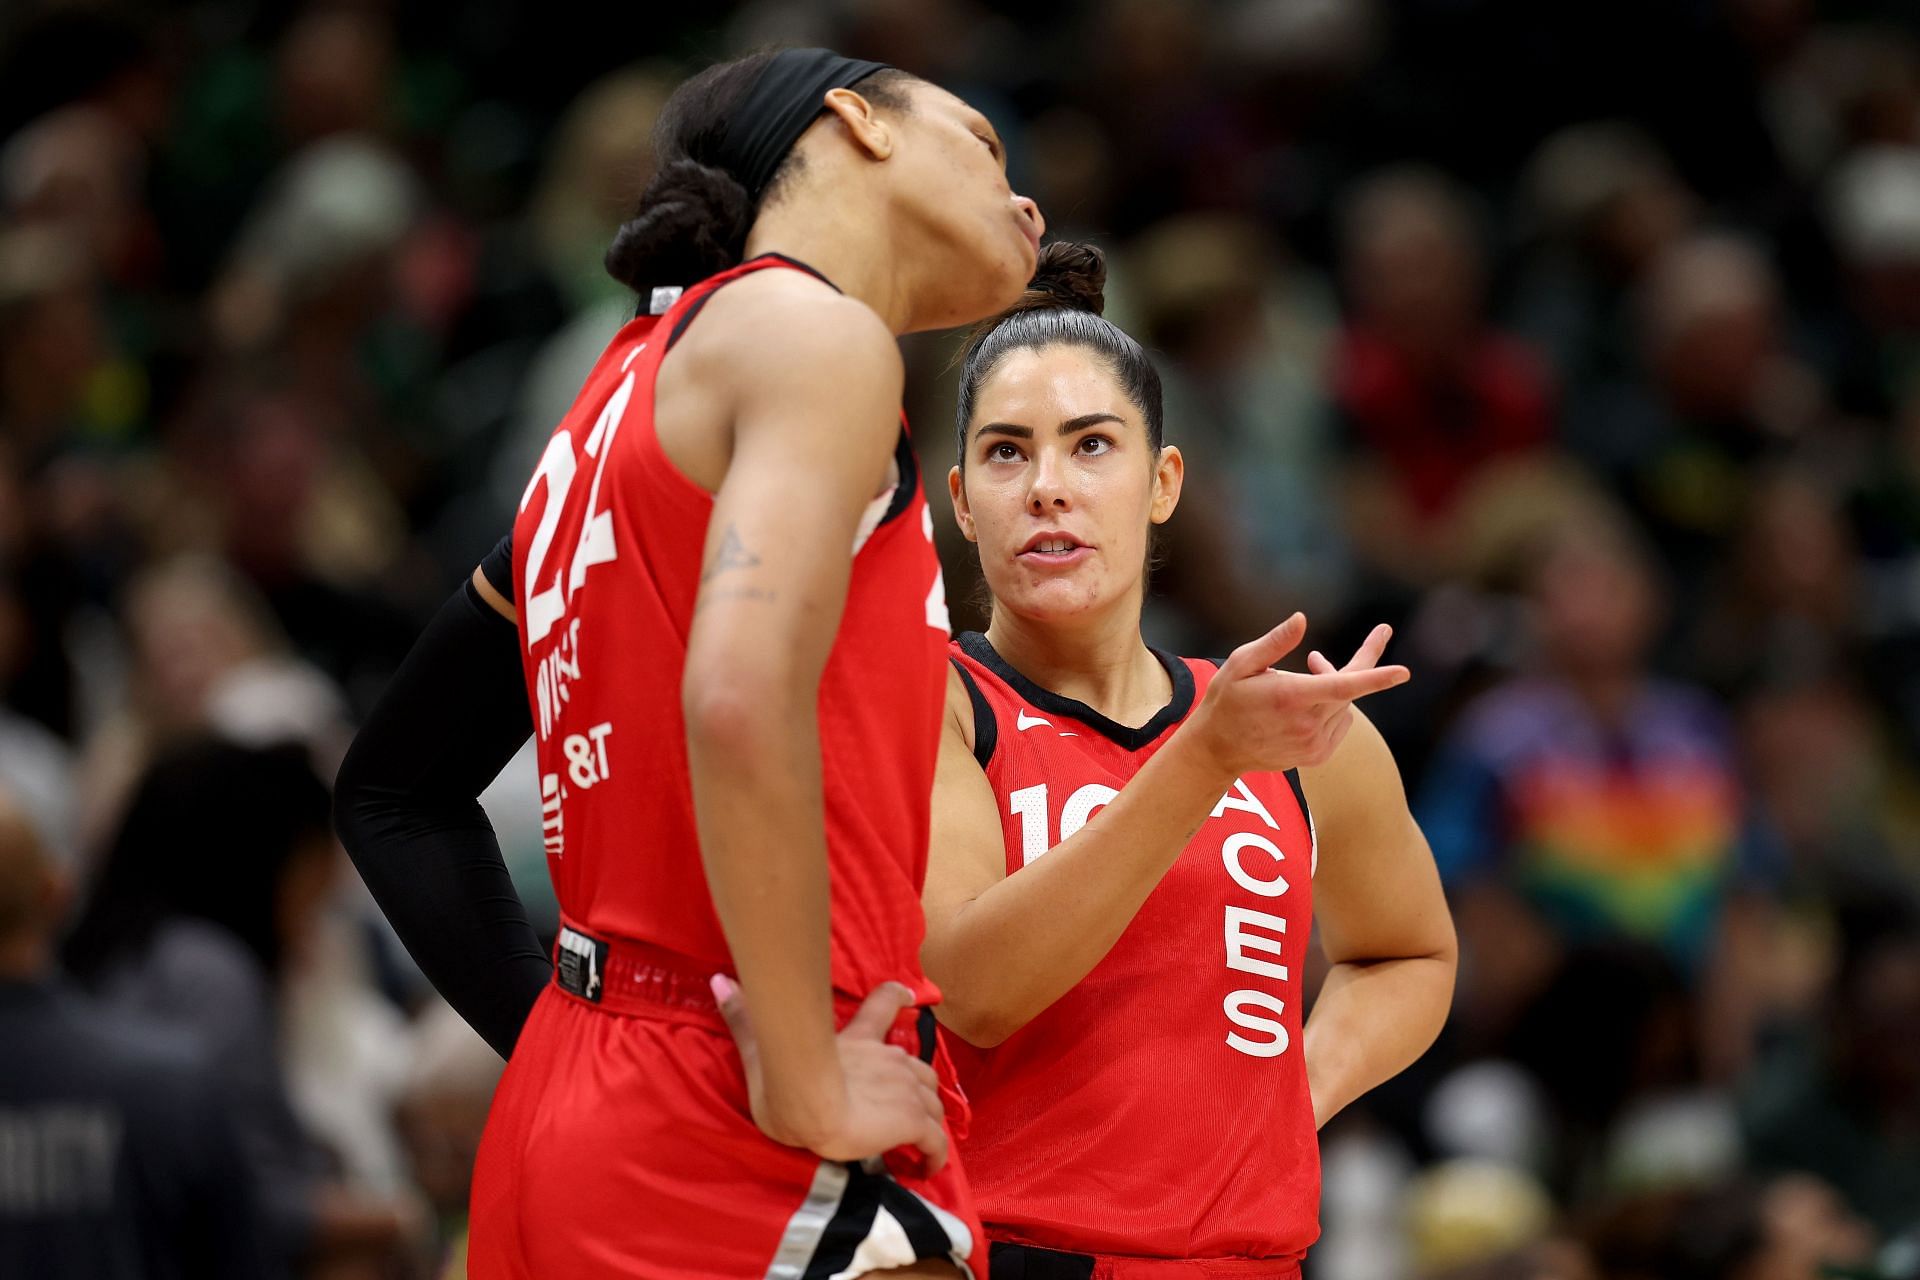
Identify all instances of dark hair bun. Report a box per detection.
[1015,241,1107,316]
[604,158,752,291]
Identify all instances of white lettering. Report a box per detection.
[1222,832,1290,898]
[567,372,635,592]
[1223,990,1290,1058]
[1009,784,1049,865]
[1224,905,1289,982]
[564,722,614,789]
[540,772,565,859]
[1060,784,1119,841]
[1212,777,1279,830]
[520,433,578,645]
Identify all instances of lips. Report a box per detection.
[1017,532,1093,568]
[1019,531,1084,554]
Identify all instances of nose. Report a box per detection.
[1027,448,1070,514]
[1014,194,1045,241]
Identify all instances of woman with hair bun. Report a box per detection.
[337,47,1043,1279]
[925,243,1457,1277]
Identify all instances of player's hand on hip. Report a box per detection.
[713,976,948,1170]
[1191,614,1408,778]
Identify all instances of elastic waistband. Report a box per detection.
[989,1242,1302,1280]
[550,918,939,1066]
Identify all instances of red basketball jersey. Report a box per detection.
[946,632,1321,1262]
[511,254,952,1004]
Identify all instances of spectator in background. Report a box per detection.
[1580,233,1830,592]
[1419,510,1778,1095]
[1509,123,1698,409]
[0,785,275,1279]
[0,222,117,742]
[1743,893,1920,1240]
[395,1002,506,1280]
[1691,471,1861,698]
[1579,1174,1878,1280]
[73,555,350,858]
[1332,166,1554,592]
[59,739,417,1277]
[1116,211,1347,649]
[1,102,160,295]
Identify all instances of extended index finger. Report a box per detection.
[1300,663,1410,704]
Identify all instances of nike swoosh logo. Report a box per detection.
[1016,710,1051,731]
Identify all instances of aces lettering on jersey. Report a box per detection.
[518,347,643,852]
[1010,775,1298,1060]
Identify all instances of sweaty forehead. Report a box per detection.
[971,345,1138,432]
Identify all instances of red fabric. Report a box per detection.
[468,985,985,1279]
[509,254,951,1006]
[484,255,960,1272]
[946,645,1320,1263]
[1332,325,1552,518]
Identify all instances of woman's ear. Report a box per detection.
[1150,445,1184,525]
[822,86,894,162]
[948,464,977,542]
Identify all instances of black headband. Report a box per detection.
[715,48,893,204]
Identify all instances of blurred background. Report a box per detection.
[3,0,1919,1276]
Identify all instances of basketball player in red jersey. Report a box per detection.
[924,244,1457,1278]
[458,50,1041,1279]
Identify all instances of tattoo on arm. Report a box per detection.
[698,523,776,603]
[701,524,762,583]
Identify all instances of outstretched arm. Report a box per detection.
[924,619,1409,1047]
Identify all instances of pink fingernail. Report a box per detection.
[710,974,736,1002]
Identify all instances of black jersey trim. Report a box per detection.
[798,1166,884,1279]
[874,1179,960,1267]
[989,1242,1096,1279]
[752,252,840,291]
[955,632,1194,752]
[1286,766,1317,873]
[665,289,716,351]
[874,427,918,530]
[950,658,998,769]
[1285,767,1310,821]
[665,255,841,353]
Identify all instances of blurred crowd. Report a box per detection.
[3,0,1919,1276]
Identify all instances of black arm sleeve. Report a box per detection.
[478,531,513,600]
[333,573,549,1059]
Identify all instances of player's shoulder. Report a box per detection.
[692,268,900,380]
[944,650,997,768]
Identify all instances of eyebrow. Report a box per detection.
[976,413,1126,442]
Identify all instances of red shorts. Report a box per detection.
[468,930,983,1280]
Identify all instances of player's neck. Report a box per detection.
[986,600,1170,730]
[743,206,911,334]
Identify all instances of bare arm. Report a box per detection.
[1298,707,1457,1128]
[922,670,1233,1047]
[924,618,1409,1047]
[680,286,940,1160]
